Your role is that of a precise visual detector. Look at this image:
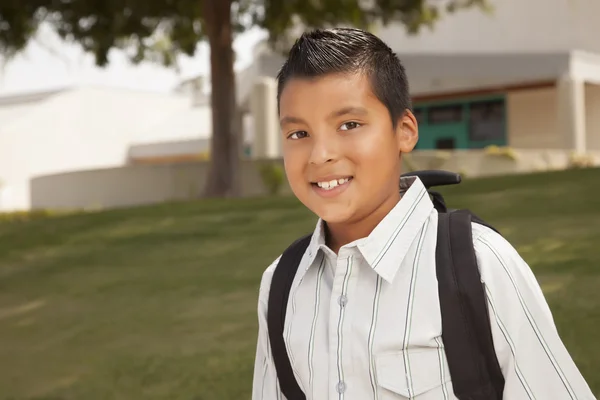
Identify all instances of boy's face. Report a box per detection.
[279,72,418,225]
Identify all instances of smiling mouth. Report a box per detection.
[310,177,353,191]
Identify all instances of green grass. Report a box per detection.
[0,168,599,399]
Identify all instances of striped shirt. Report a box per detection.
[251,176,595,400]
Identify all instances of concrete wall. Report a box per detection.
[29,160,293,211]
[375,0,599,54]
[249,78,281,159]
[404,149,600,177]
[585,83,600,151]
[506,84,600,151]
[570,0,600,55]
[128,138,211,162]
[507,87,563,149]
[29,149,600,211]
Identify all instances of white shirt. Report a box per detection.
[252,176,595,400]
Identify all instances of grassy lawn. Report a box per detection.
[0,168,598,399]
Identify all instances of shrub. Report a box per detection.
[258,162,285,195]
[484,145,519,161]
[568,151,596,169]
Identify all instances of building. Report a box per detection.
[246,0,600,157]
[0,85,214,211]
[404,51,598,153]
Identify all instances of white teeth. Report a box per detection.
[316,177,351,190]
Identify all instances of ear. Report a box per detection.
[395,110,419,154]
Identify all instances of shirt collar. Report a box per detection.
[302,176,434,283]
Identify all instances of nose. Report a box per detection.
[308,135,339,165]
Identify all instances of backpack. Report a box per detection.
[267,170,505,400]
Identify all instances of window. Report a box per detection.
[469,100,505,141]
[436,138,456,150]
[428,104,463,124]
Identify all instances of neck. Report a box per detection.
[325,190,401,254]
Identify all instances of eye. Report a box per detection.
[288,131,309,140]
[339,121,362,131]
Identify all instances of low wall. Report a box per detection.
[404,148,600,177]
[30,160,292,211]
[29,149,600,211]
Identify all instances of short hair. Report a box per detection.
[276,27,412,126]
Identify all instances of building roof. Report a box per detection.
[0,87,68,106]
[0,87,71,128]
[402,51,570,95]
[250,50,578,96]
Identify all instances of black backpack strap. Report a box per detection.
[428,190,448,212]
[267,234,311,400]
[436,210,505,400]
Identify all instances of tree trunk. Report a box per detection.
[202,0,241,198]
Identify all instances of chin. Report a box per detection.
[313,204,356,225]
[292,186,357,224]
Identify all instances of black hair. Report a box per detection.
[276,27,412,126]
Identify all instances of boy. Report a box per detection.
[252,28,594,399]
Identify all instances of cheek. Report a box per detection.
[348,130,400,173]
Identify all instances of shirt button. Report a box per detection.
[336,381,346,393]
[338,295,348,307]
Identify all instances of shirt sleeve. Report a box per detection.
[473,227,596,400]
[252,258,285,400]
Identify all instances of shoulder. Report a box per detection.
[258,234,313,298]
[256,234,312,308]
[257,255,282,306]
[470,221,537,290]
[470,221,528,279]
[469,221,553,319]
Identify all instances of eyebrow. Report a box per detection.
[328,106,369,119]
[279,106,368,127]
[280,115,307,127]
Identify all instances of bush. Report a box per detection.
[484,145,519,161]
[568,151,596,169]
[258,162,285,195]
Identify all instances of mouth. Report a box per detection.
[310,176,353,196]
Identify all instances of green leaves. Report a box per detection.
[0,0,489,66]
[0,1,46,57]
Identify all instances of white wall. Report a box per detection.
[0,102,36,126]
[0,87,203,211]
[585,83,600,151]
[507,87,562,149]
[250,78,281,159]
[570,0,600,55]
[570,51,600,85]
[507,82,600,151]
[375,0,598,54]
